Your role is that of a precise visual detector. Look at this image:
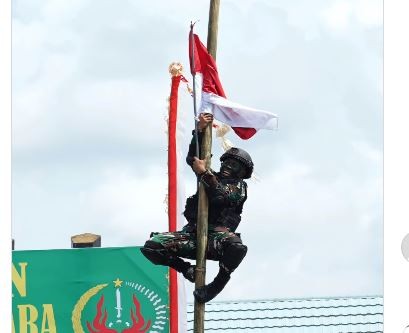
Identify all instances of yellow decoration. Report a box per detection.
[113,278,123,288]
[72,284,108,333]
[168,62,184,77]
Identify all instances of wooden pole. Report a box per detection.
[207,0,221,59]
[194,1,220,332]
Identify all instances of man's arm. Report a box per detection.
[186,113,213,168]
[192,161,246,207]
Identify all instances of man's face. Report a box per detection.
[220,158,245,178]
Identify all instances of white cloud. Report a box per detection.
[352,0,383,26]
[351,140,383,162]
[321,1,353,31]
[79,165,169,247]
[321,0,382,31]
[285,252,304,274]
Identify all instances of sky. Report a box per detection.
[11,0,383,303]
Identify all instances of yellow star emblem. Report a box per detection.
[113,278,123,288]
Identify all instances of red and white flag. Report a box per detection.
[189,32,278,140]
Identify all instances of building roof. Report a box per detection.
[187,295,383,332]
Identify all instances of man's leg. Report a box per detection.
[194,232,247,303]
[140,231,196,283]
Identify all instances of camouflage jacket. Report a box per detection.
[184,130,247,232]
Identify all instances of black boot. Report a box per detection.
[182,265,196,283]
[168,259,195,283]
[140,247,195,283]
[193,269,231,303]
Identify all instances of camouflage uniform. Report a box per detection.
[141,129,252,303]
[147,224,243,263]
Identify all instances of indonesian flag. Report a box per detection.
[168,65,188,333]
[189,32,279,140]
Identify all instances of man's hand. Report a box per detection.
[192,157,207,175]
[198,113,214,131]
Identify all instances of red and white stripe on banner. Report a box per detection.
[168,73,188,333]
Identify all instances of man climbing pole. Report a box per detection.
[141,112,253,303]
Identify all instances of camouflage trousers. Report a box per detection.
[147,225,243,262]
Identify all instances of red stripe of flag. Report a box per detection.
[189,31,226,97]
[188,32,257,139]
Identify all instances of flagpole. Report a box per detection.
[194,1,220,332]
[190,22,200,161]
[207,0,220,60]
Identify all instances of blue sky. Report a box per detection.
[11,0,382,302]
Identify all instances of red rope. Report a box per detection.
[168,75,182,333]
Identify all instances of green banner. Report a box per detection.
[12,247,169,333]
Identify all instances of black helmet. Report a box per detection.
[220,147,254,179]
